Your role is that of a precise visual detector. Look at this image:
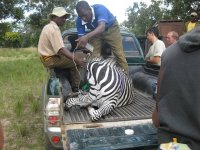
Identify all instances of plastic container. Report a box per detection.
[85,43,94,52]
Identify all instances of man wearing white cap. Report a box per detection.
[38,7,86,92]
[184,12,199,32]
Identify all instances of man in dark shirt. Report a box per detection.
[152,27,200,149]
[75,1,128,73]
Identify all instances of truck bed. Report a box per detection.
[62,90,157,150]
[63,90,155,124]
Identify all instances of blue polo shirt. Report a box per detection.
[76,4,116,36]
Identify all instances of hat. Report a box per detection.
[190,12,197,16]
[49,7,70,18]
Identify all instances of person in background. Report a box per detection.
[166,31,179,46]
[145,27,166,66]
[38,7,86,92]
[75,1,128,73]
[0,120,3,150]
[184,12,199,32]
[152,27,200,150]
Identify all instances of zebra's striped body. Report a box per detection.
[65,58,135,121]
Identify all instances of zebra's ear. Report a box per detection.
[90,57,103,63]
[86,62,91,72]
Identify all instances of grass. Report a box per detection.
[0,47,47,150]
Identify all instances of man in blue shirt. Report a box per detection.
[75,1,128,73]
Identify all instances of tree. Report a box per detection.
[164,0,200,21]
[0,22,12,47]
[0,0,27,47]
[0,0,25,20]
[123,0,165,35]
[4,32,22,48]
[23,0,79,46]
[123,0,200,35]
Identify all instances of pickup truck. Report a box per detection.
[42,28,158,150]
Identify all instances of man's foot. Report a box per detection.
[72,87,79,92]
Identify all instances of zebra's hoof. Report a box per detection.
[64,103,71,111]
[88,107,100,121]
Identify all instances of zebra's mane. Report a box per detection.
[86,58,125,77]
[89,57,116,66]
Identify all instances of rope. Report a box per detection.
[72,46,92,92]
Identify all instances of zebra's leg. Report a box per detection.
[65,94,93,109]
[65,97,79,109]
[88,103,115,121]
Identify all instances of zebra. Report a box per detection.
[65,58,135,121]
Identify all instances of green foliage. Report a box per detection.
[164,0,200,21]
[14,99,24,117]
[23,0,79,47]
[0,22,12,46]
[31,99,40,113]
[4,32,22,48]
[1,0,199,46]
[0,48,47,149]
[123,0,200,35]
[0,0,25,20]
[21,32,33,48]
[123,1,165,35]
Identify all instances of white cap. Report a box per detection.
[49,7,70,18]
[190,12,198,16]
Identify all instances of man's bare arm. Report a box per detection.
[76,22,106,48]
[58,47,86,67]
[146,56,161,64]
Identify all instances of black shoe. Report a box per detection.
[72,87,79,92]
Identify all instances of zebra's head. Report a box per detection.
[86,58,101,86]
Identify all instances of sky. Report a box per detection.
[85,0,151,23]
[3,0,150,23]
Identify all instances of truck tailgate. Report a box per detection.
[66,123,157,150]
[62,90,157,149]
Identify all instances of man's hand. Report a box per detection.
[58,47,87,67]
[75,35,88,49]
[75,58,87,67]
[82,49,90,54]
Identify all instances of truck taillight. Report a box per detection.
[46,97,61,126]
[48,116,59,125]
[51,135,60,144]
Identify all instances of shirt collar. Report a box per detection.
[50,21,58,26]
[82,6,95,25]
